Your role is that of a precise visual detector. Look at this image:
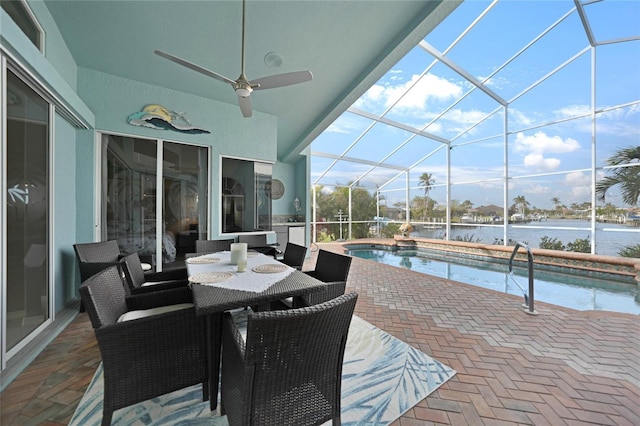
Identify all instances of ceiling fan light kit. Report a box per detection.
[155,0,312,118]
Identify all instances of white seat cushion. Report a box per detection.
[118,303,193,322]
[140,280,166,287]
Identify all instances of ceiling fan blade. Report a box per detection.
[237,94,253,117]
[252,71,313,91]
[154,50,236,86]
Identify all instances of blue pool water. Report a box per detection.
[347,249,639,315]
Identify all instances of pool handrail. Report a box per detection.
[508,242,537,315]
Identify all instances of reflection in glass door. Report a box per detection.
[102,135,208,267]
[4,69,50,354]
[162,142,208,260]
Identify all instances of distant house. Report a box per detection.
[384,207,405,221]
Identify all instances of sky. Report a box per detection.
[310,0,640,211]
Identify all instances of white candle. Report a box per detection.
[230,243,248,265]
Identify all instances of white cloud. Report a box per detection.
[514,131,580,154]
[554,104,591,119]
[564,171,591,201]
[442,108,488,126]
[513,131,581,171]
[509,109,533,127]
[325,115,365,134]
[523,153,561,171]
[527,184,551,195]
[565,171,589,185]
[325,123,351,134]
[356,73,463,114]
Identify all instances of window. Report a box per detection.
[1,0,44,51]
[221,157,273,233]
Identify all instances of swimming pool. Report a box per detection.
[347,248,639,315]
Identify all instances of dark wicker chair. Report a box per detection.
[294,281,347,308]
[289,250,352,308]
[74,240,187,282]
[120,252,189,295]
[221,292,358,426]
[279,242,307,270]
[73,241,122,311]
[73,240,121,283]
[79,265,210,426]
[305,249,352,283]
[195,238,235,253]
[237,234,278,257]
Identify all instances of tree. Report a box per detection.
[512,195,530,215]
[460,200,474,212]
[418,173,435,221]
[311,183,378,240]
[596,146,640,206]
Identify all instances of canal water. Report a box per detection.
[411,219,638,257]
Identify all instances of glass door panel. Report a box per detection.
[103,135,209,267]
[162,142,208,263]
[5,69,50,351]
[103,135,158,264]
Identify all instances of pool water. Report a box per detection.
[347,249,639,315]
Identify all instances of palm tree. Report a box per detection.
[461,199,474,213]
[418,173,435,221]
[513,195,530,216]
[596,146,640,206]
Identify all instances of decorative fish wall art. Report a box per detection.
[128,104,210,134]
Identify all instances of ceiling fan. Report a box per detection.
[155,0,313,118]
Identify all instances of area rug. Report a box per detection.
[70,316,455,425]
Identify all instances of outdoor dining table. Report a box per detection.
[186,251,327,410]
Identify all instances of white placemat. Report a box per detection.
[186,256,221,264]
[189,271,234,283]
[252,264,289,274]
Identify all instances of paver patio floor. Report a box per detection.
[1,241,638,425]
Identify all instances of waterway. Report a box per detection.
[411,219,638,257]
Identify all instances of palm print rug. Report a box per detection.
[70,315,455,425]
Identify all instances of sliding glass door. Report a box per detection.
[4,69,50,356]
[102,134,208,267]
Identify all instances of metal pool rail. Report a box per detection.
[509,242,538,315]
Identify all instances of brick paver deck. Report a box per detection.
[1,241,638,425]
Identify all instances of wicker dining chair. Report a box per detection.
[73,241,123,311]
[221,292,358,426]
[74,240,187,282]
[279,242,307,270]
[195,238,236,254]
[79,265,211,426]
[73,240,121,283]
[120,252,189,295]
[288,250,353,308]
[305,249,352,283]
[237,234,278,257]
